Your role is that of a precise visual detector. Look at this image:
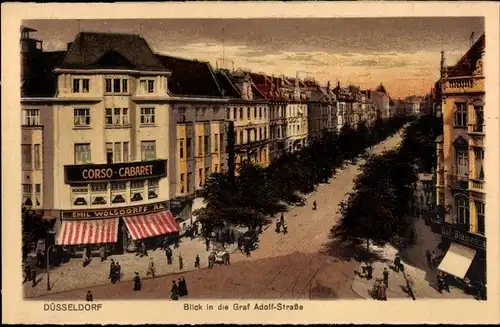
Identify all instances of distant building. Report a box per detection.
[215,70,270,170]
[370,83,391,120]
[307,80,337,140]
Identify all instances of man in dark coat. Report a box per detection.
[86,291,93,302]
[133,272,141,291]
[109,259,115,279]
[205,238,210,252]
[115,262,122,283]
[383,267,389,287]
[366,262,373,280]
[166,246,173,265]
[194,254,200,268]
[36,250,43,268]
[426,250,432,268]
[31,266,37,287]
[171,280,179,300]
[178,254,184,270]
[179,277,188,296]
[393,255,401,273]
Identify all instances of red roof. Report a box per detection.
[447,33,485,78]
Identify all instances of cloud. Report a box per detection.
[158,42,471,97]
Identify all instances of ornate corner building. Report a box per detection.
[435,33,486,285]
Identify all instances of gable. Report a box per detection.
[452,135,468,147]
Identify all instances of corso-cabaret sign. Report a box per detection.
[64,160,167,183]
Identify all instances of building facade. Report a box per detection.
[216,70,270,170]
[307,81,337,140]
[435,34,486,285]
[21,30,228,254]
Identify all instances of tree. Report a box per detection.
[22,207,50,261]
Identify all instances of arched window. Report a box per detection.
[455,196,469,226]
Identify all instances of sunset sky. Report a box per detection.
[25,18,484,98]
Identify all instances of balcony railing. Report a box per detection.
[446,173,469,190]
[448,78,474,89]
[468,123,485,134]
[469,178,485,191]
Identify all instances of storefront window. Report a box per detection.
[111,182,126,204]
[148,179,159,199]
[130,181,145,202]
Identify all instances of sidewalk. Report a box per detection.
[350,243,475,300]
[24,236,238,298]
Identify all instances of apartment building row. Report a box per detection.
[20,28,397,253]
[433,33,486,286]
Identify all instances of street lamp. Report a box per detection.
[46,244,54,291]
[45,229,56,291]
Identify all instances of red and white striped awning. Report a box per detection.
[123,210,179,240]
[56,218,119,245]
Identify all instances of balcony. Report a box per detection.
[448,79,474,89]
[446,173,468,190]
[468,123,485,136]
[469,178,485,192]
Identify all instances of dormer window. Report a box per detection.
[73,78,90,93]
[140,79,155,93]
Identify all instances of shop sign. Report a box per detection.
[61,201,170,219]
[64,160,167,183]
[441,225,486,250]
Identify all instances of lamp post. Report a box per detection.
[45,229,56,291]
[46,244,54,291]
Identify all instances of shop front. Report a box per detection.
[437,223,486,287]
[56,201,180,256]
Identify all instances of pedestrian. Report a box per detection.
[166,246,173,265]
[431,250,437,268]
[275,221,281,234]
[31,266,37,287]
[86,290,93,302]
[224,250,230,266]
[133,272,141,291]
[36,249,43,268]
[178,254,183,270]
[174,235,180,249]
[195,254,200,268]
[379,280,387,301]
[383,267,389,287]
[142,242,149,257]
[393,255,401,273]
[244,243,251,257]
[426,250,432,268]
[108,259,115,279]
[171,280,179,300]
[23,264,32,284]
[208,253,214,269]
[280,213,284,224]
[205,238,210,252]
[115,262,122,282]
[366,262,373,280]
[312,200,317,210]
[147,258,156,277]
[99,246,105,262]
[180,277,188,296]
